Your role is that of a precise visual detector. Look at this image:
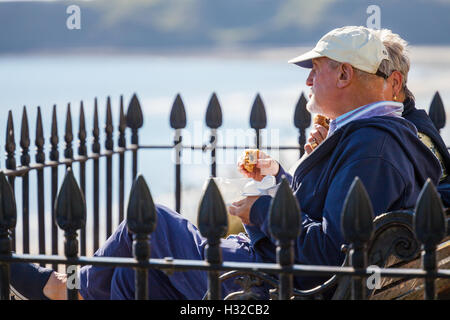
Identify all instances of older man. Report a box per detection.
[11,26,442,300]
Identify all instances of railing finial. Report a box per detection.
[170,93,187,129]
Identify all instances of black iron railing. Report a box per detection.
[0,91,448,300]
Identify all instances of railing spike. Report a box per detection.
[293,92,311,130]
[197,178,228,243]
[269,177,302,242]
[414,178,446,248]
[0,171,17,230]
[126,93,143,130]
[64,103,73,160]
[50,104,59,162]
[5,111,16,172]
[92,98,100,154]
[78,101,87,156]
[126,174,157,235]
[55,168,86,234]
[205,93,222,129]
[35,107,45,164]
[250,93,267,129]
[20,107,30,167]
[118,95,126,148]
[105,96,114,151]
[170,93,187,129]
[428,91,446,132]
[341,177,374,244]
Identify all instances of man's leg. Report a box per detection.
[11,203,263,299]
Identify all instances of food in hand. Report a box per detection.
[243,149,259,173]
[310,115,330,149]
[313,114,330,130]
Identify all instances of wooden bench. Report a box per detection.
[219,209,450,300]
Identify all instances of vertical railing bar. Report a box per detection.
[20,107,30,254]
[198,179,228,300]
[105,96,114,239]
[210,129,217,177]
[55,168,85,301]
[36,107,46,266]
[174,129,182,213]
[127,175,156,300]
[5,111,16,252]
[50,105,59,270]
[92,98,100,252]
[118,95,126,223]
[0,171,15,301]
[78,101,87,256]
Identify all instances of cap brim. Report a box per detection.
[288,50,323,68]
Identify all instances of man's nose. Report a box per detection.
[306,71,314,86]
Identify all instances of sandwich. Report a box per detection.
[310,115,330,149]
[243,149,259,173]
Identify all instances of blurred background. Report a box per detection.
[0,0,449,253]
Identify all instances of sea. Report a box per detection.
[0,46,449,255]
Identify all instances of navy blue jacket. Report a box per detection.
[402,98,450,206]
[247,116,442,290]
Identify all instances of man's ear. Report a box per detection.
[336,63,354,88]
[388,70,403,96]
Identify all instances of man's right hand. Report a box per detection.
[305,124,328,154]
[237,149,280,181]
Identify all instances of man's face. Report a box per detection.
[305,57,338,116]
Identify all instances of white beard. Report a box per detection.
[306,94,325,114]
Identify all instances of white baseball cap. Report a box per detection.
[288,26,390,74]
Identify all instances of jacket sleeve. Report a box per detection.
[274,164,293,184]
[249,157,406,266]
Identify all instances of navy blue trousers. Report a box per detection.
[79,204,269,299]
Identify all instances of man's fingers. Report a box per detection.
[256,159,272,168]
[315,124,328,140]
[305,144,313,154]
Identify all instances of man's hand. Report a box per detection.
[304,124,328,154]
[237,150,279,181]
[228,196,259,225]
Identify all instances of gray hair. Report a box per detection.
[373,28,415,101]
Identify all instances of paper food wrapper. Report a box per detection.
[203,175,278,206]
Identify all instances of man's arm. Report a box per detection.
[249,157,406,266]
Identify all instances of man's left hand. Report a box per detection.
[228,196,259,225]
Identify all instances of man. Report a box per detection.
[10,26,442,299]
[303,28,450,207]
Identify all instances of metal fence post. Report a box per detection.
[428,91,446,133]
[20,107,30,254]
[92,99,101,252]
[5,111,16,252]
[78,101,87,256]
[37,106,46,264]
[198,178,228,300]
[55,168,86,300]
[105,96,114,238]
[118,95,126,223]
[50,105,59,270]
[414,179,447,300]
[269,178,302,300]
[126,94,143,182]
[293,92,311,158]
[170,94,187,214]
[341,177,374,300]
[250,94,267,149]
[0,171,16,300]
[205,93,222,178]
[127,175,157,300]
